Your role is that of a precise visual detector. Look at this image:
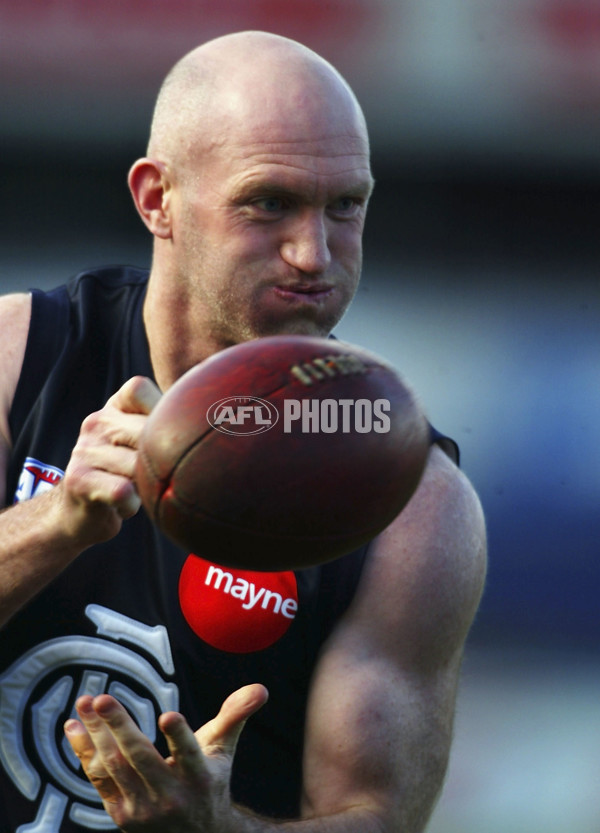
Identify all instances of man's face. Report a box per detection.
[167,108,374,349]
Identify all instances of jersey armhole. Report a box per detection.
[8,287,71,439]
[430,424,460,466]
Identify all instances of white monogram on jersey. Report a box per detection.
[0,605,178,832]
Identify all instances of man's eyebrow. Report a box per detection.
[231,176,375,203]
[231,182,293,201]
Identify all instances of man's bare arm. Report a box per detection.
[299,446,487,832]
[0,294,161,627]
[0,293,31,508]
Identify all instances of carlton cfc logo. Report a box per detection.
[178,555,298,653]
[207,396,279,435]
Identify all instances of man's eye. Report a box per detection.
[329,197,359,214]
[253,197,286,212]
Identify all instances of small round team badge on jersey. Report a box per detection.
[13,457,64,503]
[178,555,298,653]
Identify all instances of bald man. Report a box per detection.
[0,31,486,833]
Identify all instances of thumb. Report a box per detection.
[197,684,269,759]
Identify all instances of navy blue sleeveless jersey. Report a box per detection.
[1,267,458,832]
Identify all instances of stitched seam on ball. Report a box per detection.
[155,361,386,520]
[164,493,389,541]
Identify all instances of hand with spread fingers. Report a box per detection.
[64,685,269,832]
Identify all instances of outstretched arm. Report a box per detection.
[65,687,388,833]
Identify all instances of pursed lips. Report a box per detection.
[273,283,334,298]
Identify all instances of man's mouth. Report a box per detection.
[272,284,334,300]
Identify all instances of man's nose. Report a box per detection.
[279,212,332,275]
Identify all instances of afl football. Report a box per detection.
[135,335,429,571]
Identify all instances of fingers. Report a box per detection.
[68,685,268,789]
[83,376,161,452]
[64,715,123,805]
[59,377,162,543]
[64,687,268,827]
[194,684,269,758]
[158,712,208,781]
[65,438,141,517]
[70,695,167,798]
[107,376,162,415]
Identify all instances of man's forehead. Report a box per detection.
[199,82,368,150]
[219,129,370,170]
[238,144,370,171]
[188,106,373,195]
[235,129,368,162]
[226,154,374,204]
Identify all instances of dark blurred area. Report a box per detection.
[4,143,600,269]
[1,2,598,828]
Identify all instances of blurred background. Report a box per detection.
[1,1,598,831]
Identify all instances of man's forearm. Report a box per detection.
[0,488,83,628]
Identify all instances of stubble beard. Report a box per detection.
[179,233,361,351]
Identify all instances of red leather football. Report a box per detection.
[135,335,429,571]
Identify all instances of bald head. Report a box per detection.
[147,31,369,167]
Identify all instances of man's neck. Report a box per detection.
[142,273,219,392]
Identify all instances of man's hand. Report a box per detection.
[64,685,269,832]
[57,376,161,547]
[0,375,163,628]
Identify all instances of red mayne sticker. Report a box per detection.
[179,555,298,653]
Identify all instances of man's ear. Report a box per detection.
[128,158,173,239]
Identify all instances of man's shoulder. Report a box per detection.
[339,448,487,669]
[31,265,150,340]
[0,293,32,376]
[0,293,32,503]
[63,264,150,297]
